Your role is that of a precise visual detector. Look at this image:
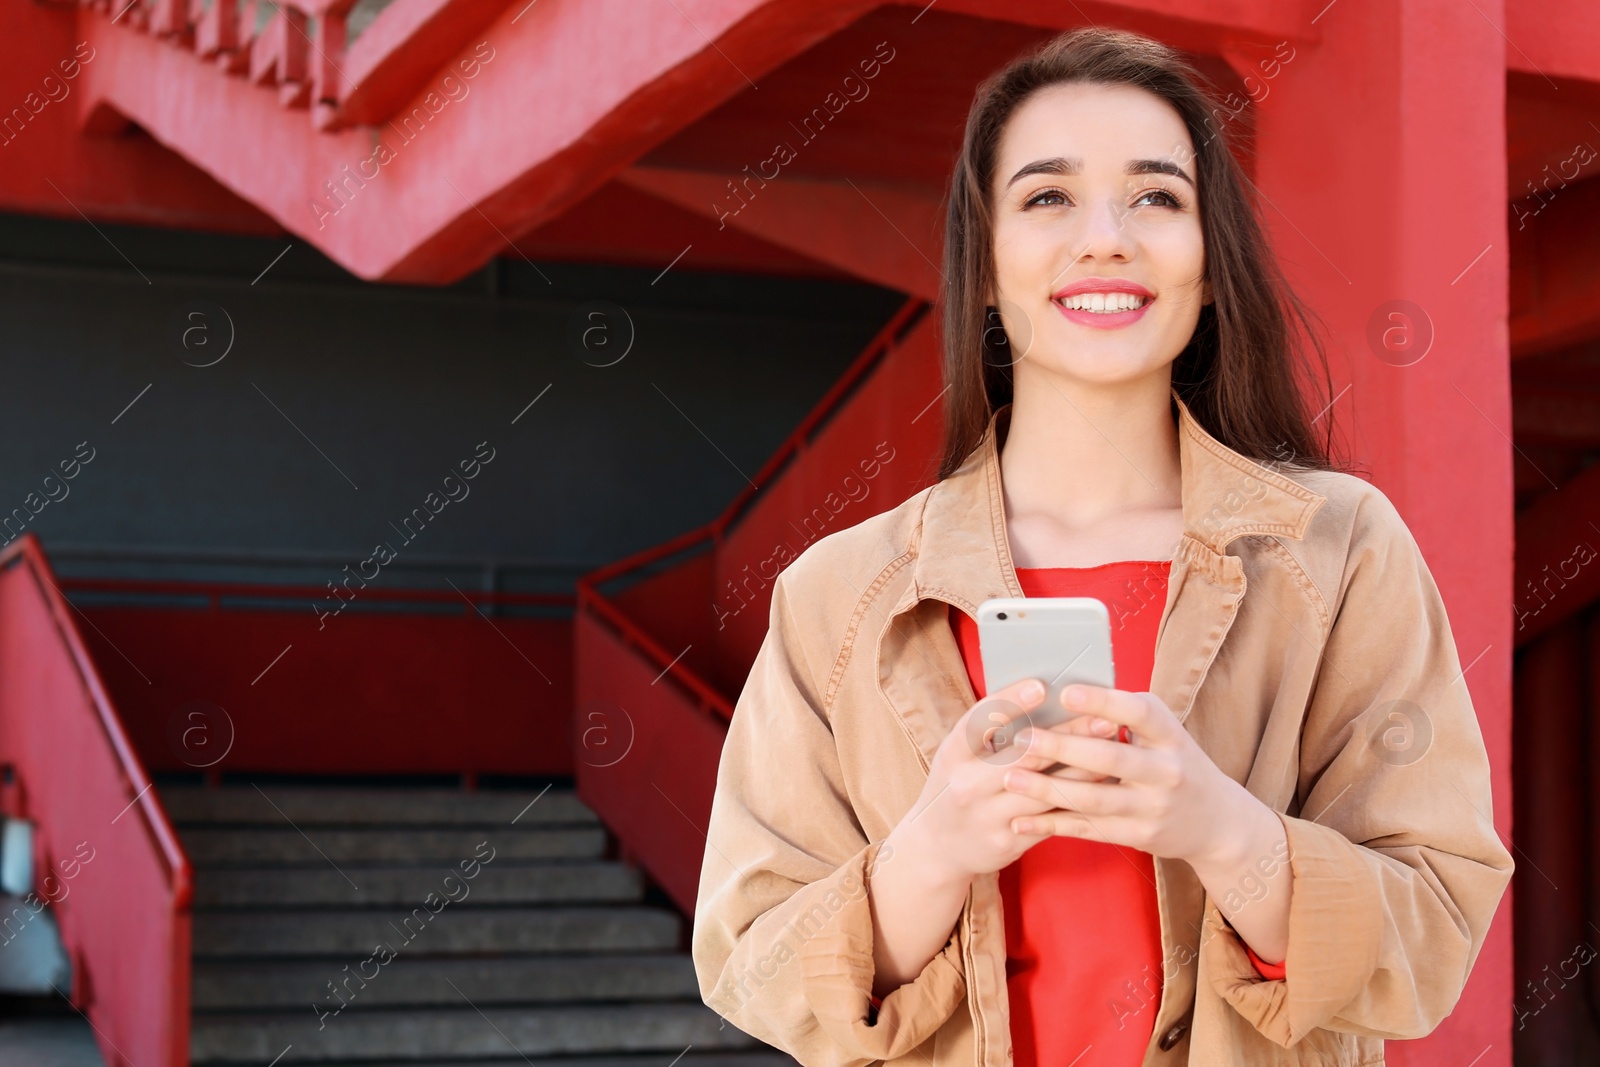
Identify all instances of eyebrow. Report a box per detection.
[1004,156,1196,192]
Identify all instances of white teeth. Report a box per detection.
[1056,292,1148,312]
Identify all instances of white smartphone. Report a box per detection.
[976,596,1116,731]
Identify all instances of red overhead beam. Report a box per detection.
[619,165,944,299]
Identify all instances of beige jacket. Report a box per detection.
[692,391,1513,1067]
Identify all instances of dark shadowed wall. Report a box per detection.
[0,212,904,596]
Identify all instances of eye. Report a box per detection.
[1023,187,1069,208]
[1135,187,1189,210]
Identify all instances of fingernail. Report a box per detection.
[1015,729,1034,747]
[1022,680,1045,701]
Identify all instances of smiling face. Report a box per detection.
[988,81,1210,387]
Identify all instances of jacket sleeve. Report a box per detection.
[1205,486,1514,1046]
[691,569,967,1067]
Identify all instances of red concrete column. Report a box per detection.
[1233,1,1513,1063]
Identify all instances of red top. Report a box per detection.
[950,560,1171,1066]
[861,559,1287,1042]
[936,559,1287,1065]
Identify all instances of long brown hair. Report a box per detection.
[937,27,1345,481]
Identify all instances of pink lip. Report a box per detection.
[1050,278,1155,330]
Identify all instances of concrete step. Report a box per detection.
[192,953,698,1010]
[191,1003,759,1064]
[193,906,681,958]
[163,783,762,1066]
[163,785,596,827]
[181,826,604,866]
[194,861,643,909]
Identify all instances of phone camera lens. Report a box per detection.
[996,612,1008,621]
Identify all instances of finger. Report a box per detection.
[1012,750,1073,774]
[961,678,1048,759]
[1054,714,1119,740]
[1012,809,1118,844]
[1006,713,1105,772]
[990,745,1103,778]
[1001,793,1069,845]
[1003,767,1132,816]
[1012,729,1139,781]
[1004,791,1066,820]
[1009,825,1056,848]
[993,676,1049,710]
[1007,752,1111,780]
[1060,685,1169,743]
[1047,763,1114,783]
[1067,715,1132,745]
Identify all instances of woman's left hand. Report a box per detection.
[1007,682,1295,967]
[1004,682,1255,868]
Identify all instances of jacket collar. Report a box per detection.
[910,387,1328,615]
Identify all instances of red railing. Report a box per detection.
[0,535,191,1067]
[574,296,938,912]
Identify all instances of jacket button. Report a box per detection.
[1158,1020,1189,1051]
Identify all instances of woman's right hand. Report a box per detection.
[888,677,1068,882]
[868,677,1083,996]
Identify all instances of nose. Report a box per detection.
[1069,188,1136,263]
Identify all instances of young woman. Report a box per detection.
[692,27,1513,1067]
